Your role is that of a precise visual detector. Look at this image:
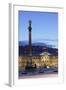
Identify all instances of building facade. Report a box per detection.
[19,51,58,70]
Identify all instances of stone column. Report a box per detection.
[25,20,33,70]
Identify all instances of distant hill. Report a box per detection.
[19,41,28,46]
[19,41,58,56]
[19,41,54,48]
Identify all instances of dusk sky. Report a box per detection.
[18,11,58,48]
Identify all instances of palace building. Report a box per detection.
[19,47,58,70]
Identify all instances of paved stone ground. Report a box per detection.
[19,67,58,77]
[19,73,58,79]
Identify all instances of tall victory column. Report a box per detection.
[25,20,36,71]
[28,20,32,59]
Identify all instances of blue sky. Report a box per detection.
[18,11,58,48]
